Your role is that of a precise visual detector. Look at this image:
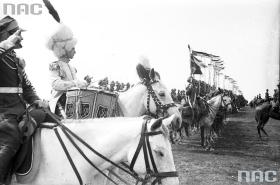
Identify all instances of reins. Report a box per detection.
[41,108,178,185]
[128,118,178,185]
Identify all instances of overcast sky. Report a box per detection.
[1,0,279,100]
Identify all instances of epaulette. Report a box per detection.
[14,53,26,68]
[49,61,60,71]
[18,58,26,69]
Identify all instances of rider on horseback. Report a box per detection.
[265,89,270,102]
[272,84,280,113]
[47,25,88,118]
[0,16,57,184]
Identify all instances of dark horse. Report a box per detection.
[255,101,280,138]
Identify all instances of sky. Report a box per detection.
[0,0,279,101]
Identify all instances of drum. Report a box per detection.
[65,88,118,119]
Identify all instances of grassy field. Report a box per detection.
[173,107,280,185]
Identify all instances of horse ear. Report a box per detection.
[136,64,149,81]
[162,114,177,128]
[155,71,161,80]
[149,68,155,81]
[151,117,163,131]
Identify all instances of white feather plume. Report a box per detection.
[46,24,77,59]
[139,56,151,69]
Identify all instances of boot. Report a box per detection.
[0,145,17,184]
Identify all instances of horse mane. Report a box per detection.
[205,94,222,113]
[207,94,222,105]
[136,64,150,80]
[136,63,161,82]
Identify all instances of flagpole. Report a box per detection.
[188,45,192,76]
[223,76,225,89]
[213,65,216,89]
[278,31,280,100]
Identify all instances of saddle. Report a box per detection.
[13,136,34,175]
[10,127,43,184]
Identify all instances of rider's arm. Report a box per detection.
[0,30,22,57]
[49,63,76,91]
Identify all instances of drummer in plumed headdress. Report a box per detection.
[47,25,88,117]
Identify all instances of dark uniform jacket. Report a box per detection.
[0,48,39,116]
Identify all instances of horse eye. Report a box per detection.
[158,92,165,97]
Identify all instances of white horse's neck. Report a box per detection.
[118,84,147,116]
[63,118,143,151]
[207,95,222,119]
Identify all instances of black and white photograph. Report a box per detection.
[0,0,279,184]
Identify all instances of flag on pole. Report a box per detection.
[188,45,208,75]
[190,56,203,74]
[192,50,219,58]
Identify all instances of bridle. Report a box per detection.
[143,80,176,118]
[41,109,178,185]
[221,94,232,108]
[129,117,178,185]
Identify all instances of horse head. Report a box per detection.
[137,63,182,129]
[118,60,182,130]
[221,93,232,111]
[127,114,180,185]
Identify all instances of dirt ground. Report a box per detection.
[173,106,280,185]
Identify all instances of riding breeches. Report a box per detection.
[0,108,56,184]
[0,117,22,184]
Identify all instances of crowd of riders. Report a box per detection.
[250,85,280,108]
[171,77,248,111]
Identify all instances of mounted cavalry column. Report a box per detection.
[278,83,280,103]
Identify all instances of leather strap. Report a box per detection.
[0,87,22,93]
[53,127,83,185]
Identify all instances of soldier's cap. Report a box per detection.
[0,16,26,36]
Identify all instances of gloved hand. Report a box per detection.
[0,30,23,50]
[33,99,49,109]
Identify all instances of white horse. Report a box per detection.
[199,93,231,149]
[117,63,182,128]
[13,115,180,185]
[93,63,182,185]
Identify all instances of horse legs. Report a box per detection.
[200,126,205,147]
[184,121,190,137]
[257,123,262,139]
[257,121,269,139]
[260,122,269,136]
